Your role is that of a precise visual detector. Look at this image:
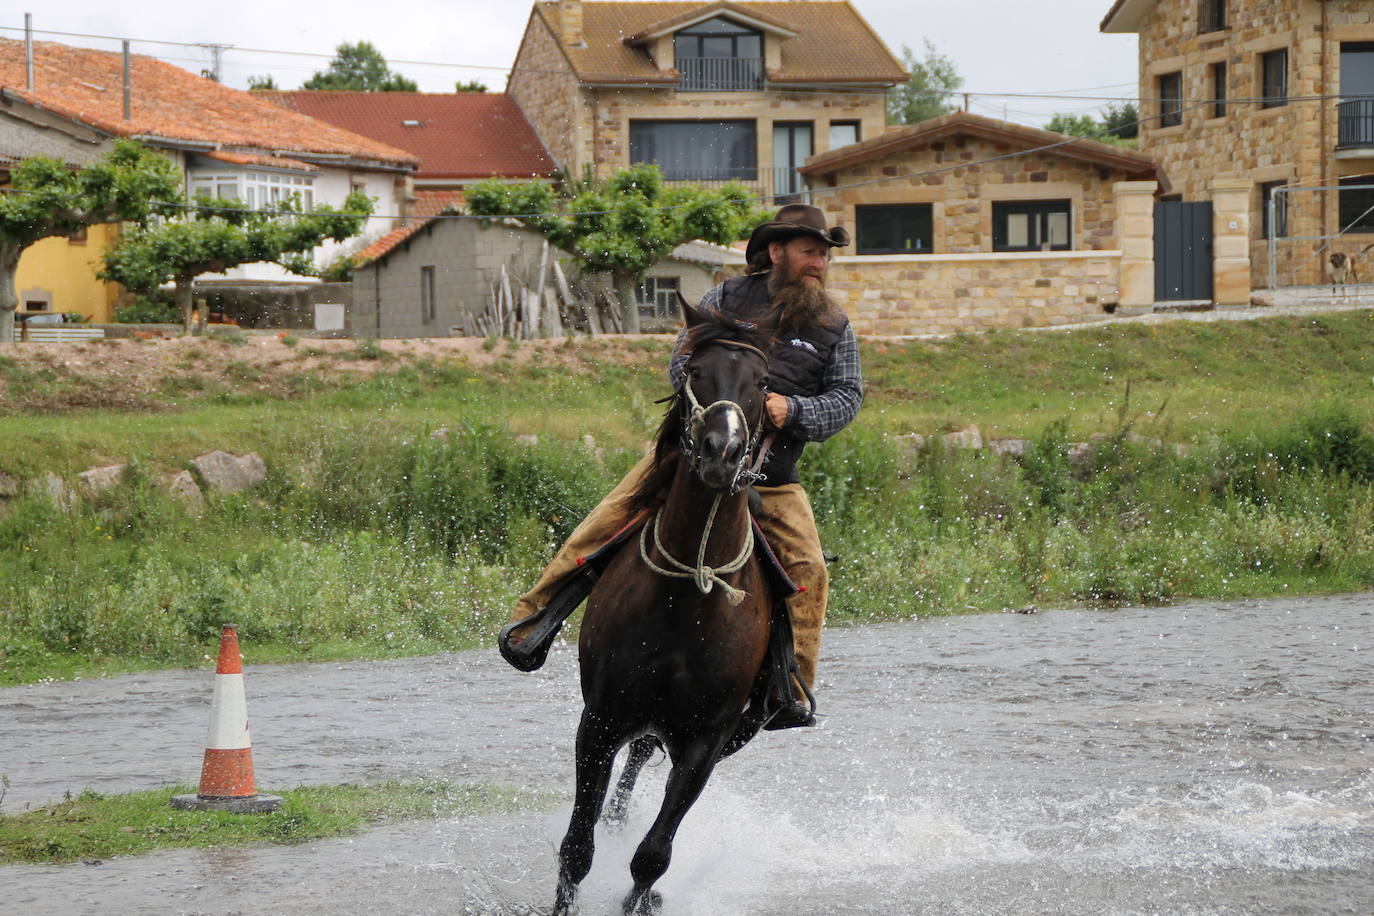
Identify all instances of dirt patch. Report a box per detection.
[0,334,673,412]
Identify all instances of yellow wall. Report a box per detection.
[15,223,122,322]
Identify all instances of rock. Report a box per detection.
[515,434,539,448]
[941,425,983,450]
[190,450,267,494]
[1250,291,1276,308]
[1067,442,1095,474]
[892,433,928,453]
[28,471,74,509]
[989,438,1030,459]
[163,470,205,511]
[0,471,17,499]
[77,463,127,498]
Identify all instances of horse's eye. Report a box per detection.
[689,367,702,380]
[758,376,770,391]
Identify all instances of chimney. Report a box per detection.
[24,13,34,91]
[560,0,584,48]
[122,40,132,120]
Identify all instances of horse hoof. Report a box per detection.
[622,889,663,915]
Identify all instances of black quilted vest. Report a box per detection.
[717,272,848,486]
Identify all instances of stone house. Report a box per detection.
[507,0,907,201]
[0,38,418,323]
[800,112,1160,335]
[1102,0,1374,291]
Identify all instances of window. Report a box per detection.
[1339,44,1374,147]
[674,17,762,90]
[1211,61,1227,118]
[1338,176,1374,233]
[1261,49,1288,109]
[67,226,89,245]
[630,120,757,181]
[674,17,762,60]
[636,276,680,320]
[828,121,860,149]
[1199,0,1225,34]
[1158,71,1183,128]
[189,170,315,209]
[856,205,933,254]
[1260,181,1289,238]
[992,200,1072,252]
[420,266,436,324]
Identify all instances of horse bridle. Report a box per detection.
[677,339,772,497]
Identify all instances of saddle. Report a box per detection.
[497,509,808,724]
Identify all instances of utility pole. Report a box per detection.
[196,43,234,82]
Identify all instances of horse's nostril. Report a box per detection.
[724,440,744,465]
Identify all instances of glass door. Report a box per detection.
[772,122,812,202]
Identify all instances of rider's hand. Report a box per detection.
[766,393,789,428]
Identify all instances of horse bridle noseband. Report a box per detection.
[677,339,772,497]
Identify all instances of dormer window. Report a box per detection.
[675,17,763,91]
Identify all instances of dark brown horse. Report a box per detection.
[551,300,776,916]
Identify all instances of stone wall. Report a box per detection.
[829,252,1119,337]
[1137,0,1374,287]
[507,10,584,173]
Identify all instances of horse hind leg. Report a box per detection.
[604,735,661,828]
[553,712,623,916]
[622,736,725,915]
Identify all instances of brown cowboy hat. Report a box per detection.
[744,203,851,264]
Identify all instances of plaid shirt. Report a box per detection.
[669,279,863,443]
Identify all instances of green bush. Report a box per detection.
[113,294,177,324]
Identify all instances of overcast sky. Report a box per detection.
[7,1,1139,127]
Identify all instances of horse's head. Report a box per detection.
[677,295,771,493]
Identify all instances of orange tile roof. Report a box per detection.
[535,1,906,85]
[800,111,1158,179]
[624,1,797,43]
[353,190,466,265]
[258,91,555,180]
[0,39,418,170]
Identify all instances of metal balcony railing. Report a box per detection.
[655,166,811,205]
[675,57,764,92]
[1337,98,1374,149]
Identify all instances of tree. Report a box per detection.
[454,79,488,93]
[99,192,374,333]
[1101,103,1140,140]
[247,74,279,91]
[1045,103,1140,145]
[303,41,418,92]
[888,40,963,125]
[0,140,184,343]
[466,164,766,332]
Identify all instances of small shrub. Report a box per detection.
[113,295,177,324]
[207,328,248,347]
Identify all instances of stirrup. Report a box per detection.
[497,570,596,672]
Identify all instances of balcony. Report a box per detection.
[657,166,811,205]
[675,57,764,92]
[1337,98,1374,151]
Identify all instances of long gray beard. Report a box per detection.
[767,269,836,333]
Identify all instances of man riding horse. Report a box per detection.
[500,203,863,730]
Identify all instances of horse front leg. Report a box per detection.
[622,735,726,916]
[603,735,661,828]
[553,710,622,916]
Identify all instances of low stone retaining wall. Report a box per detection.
[0,450,266,515]
[828,251,1121,336]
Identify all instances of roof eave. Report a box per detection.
[1100,0,1153,33]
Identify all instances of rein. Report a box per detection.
[638,493,753,605]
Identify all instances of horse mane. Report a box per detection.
[622,309,772,515]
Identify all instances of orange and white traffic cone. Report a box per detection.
[172,625,282,813]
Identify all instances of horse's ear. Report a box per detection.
[678,291,706,328]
